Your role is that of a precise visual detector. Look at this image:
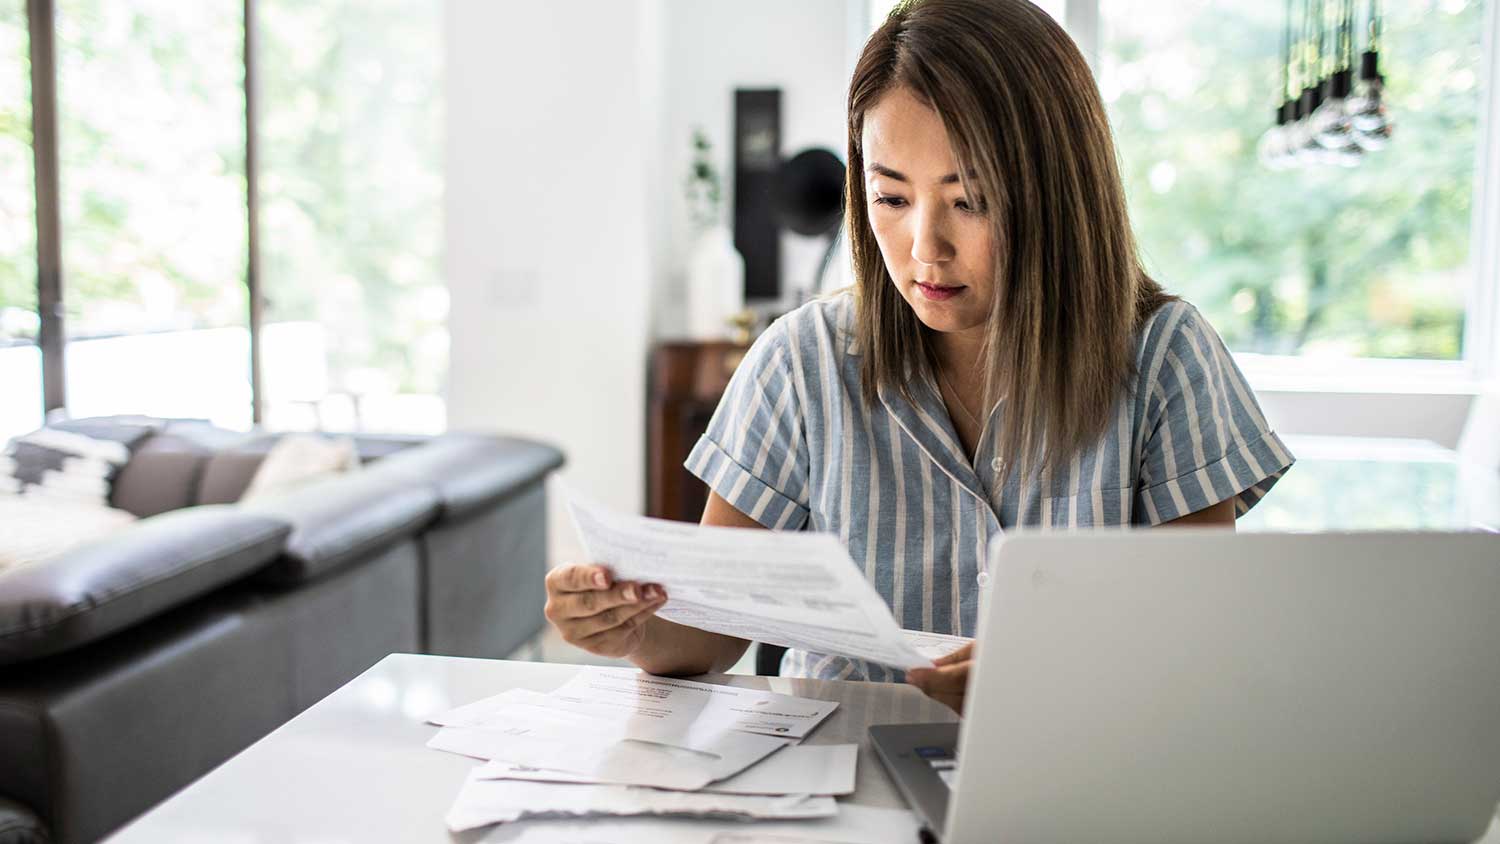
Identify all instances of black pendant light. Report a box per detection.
[1257,0,1299,168]
[1261,0,1391,169]
[1311,0,1360,157]
[1348,0,1394,149]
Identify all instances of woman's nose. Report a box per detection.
[910,209,953,266]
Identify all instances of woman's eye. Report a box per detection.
[956,197,988,214]
[872,194,907,209]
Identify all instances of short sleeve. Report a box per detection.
[1134,304,1295,525]
[684,318,811,530]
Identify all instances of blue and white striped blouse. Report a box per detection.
[685,290,1295,681]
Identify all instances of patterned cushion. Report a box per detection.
[0,416,160,505]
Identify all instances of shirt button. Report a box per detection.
[976,571,992,588]
[990,457,1002,471]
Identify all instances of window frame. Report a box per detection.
[22,0,263,423]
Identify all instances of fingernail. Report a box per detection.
[593,572,607,588]
[623,585,637,602]
[651,585,666,600]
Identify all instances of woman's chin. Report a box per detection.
[907,298,984,336]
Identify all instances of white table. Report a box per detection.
[104,654,957,843]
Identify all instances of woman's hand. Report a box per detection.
[543,564,668,659]
[905,642,974,714]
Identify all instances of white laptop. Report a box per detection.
[871,530,1500,844]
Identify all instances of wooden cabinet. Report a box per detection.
[645,341,747,522]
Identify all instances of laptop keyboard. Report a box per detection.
[915,745,959,788]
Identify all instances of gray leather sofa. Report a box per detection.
[0,421,563,844]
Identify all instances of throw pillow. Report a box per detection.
[0,416,159,506]
[240,434,360,501]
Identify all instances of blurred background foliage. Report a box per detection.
[0,0,444,397]
[1104,0,1484,360]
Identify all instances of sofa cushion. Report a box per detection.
[0,796,46,844]
[111,433,211,517]
[241,469,441,585]
[0,506,291,665]
[196,439,276,505]
[375,433,565,521]
[112,420,260,516]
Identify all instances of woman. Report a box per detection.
[544,0,1294,712]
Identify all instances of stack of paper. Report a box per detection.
[425,667,858,833]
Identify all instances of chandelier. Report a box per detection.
[1258,0,1394,169]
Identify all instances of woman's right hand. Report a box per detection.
[543,564,668,659]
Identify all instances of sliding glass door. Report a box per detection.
[257,0,445,433]
[54,0,251,427]
[0,0,40,442]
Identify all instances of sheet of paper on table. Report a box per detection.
[478,743,858,797]
[436,667,837,740]
[467,804,923,844]
[564,488,931,671]
[445,773,837,832]
[427,691,791,791]
[900,629,973,661]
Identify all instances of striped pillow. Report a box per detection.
[1,418,159,506]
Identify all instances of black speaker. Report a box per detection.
[733,89,782,302]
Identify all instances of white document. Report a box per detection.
[435,669,836,740]
[565,490,931,671]
[467,804,922,844]
[426,690,790,791]
[430,688,601,732]
[548,667,838,739]
[900,629,973,661]
[445,773,837,832]
[479,743,858,797]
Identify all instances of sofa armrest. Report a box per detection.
[374,433,565,522]
[241,469,441,585]
[0,506,290,666]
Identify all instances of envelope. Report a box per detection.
[477,743,859,797]
[445,772,837,832]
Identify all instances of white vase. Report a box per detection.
[686,223,745,340]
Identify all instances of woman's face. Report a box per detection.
[861,86,995,337]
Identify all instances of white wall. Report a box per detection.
[445,0,660,563]
[1257,390,1475,449]
[654,0,857,335]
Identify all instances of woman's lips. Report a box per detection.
[916,282,965,301]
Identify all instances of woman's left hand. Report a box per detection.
[905,642,974,714]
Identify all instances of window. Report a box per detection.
[860,0,1491,373]
[1102,0,1485,363]
[3,0,446,437]
[0,0,40,442]
[258,0,446,434]
[55,0,251,426]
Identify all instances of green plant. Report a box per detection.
[685,127,722,231]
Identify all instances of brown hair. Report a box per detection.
[848,0,1173,483]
